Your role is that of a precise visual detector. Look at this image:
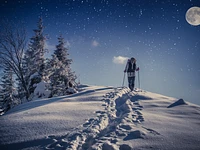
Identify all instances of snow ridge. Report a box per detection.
[46,87,159,150]
[1,85,200,149]
[167,98,187,108]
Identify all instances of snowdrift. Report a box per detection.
[0,85,200,150]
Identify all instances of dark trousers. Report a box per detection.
[128,76,135,91]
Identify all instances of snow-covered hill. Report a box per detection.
[0,85,200,150]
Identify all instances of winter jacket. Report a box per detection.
[125,61,136,72]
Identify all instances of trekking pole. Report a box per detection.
[138,70,140,90]
[122,72,126,87]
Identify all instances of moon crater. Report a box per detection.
[186,6,200,26]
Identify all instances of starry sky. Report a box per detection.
[0,0,200,105]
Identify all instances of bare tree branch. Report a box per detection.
[0,21,30,99]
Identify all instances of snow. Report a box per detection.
[0,109,4,116]
[33,80,51,99]
[167,98,187,108]
[0,85,200,150]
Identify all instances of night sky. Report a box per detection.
[0,0,200,105]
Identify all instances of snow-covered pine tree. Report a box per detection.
[23,18,46,97]
[55,35,77,90]
[23,44,35,95]
[47,36,77,97]
[54,36,72,66]
[46,55,65,97]
[0,66,15,112]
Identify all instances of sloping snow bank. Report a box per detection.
[1,85,200,150]
[0,85,114,150]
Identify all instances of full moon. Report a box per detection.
[186,6,200,26]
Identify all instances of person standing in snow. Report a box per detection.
[124,57,139,91]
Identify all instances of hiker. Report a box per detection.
[124,57,139,91]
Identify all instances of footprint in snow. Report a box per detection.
[119,124,133,130]
[142,126,160,135]
[119,144,132,150]
[123,130,146,141]
[96,110,106,114]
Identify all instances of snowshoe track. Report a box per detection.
[46,87,160,150]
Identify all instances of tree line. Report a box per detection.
[0,18,77,114]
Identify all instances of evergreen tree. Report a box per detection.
[47,36,77,97]
[55,35,76,87]
[47,55,67,96]
[54,35,72,66]
[23,18,46,97]
[0,66,15,111]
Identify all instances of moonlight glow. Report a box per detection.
[186,6,200,26]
